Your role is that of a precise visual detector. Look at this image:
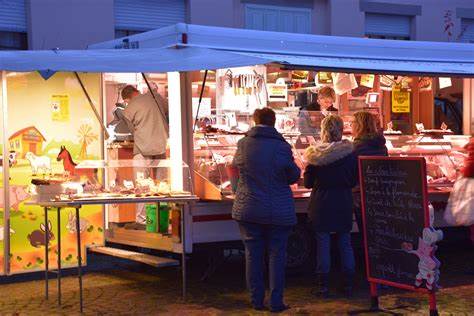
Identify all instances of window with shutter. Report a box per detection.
[245,4,311,34]
[365,13,411,40]
[459,18,474,43]
[114,0,185,36]
[0,0,27,49]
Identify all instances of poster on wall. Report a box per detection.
[51,94,70,122]
[392,87,411,113]
[267,84,288,102]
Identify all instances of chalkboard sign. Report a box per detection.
[359,157,430,290]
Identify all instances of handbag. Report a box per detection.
[444,176,474,226]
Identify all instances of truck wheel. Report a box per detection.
[286,222,314,273]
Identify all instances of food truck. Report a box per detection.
[1,23,473,276]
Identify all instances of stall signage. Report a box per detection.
[391,88,410,113]
[359,157,442,291]
[267,84,288,102]
[439,77,452,89]
[419,77,432,91]
[51,94,70,122]
[317,72,333,84]
[192,97,212,118]
[360,74,375,88]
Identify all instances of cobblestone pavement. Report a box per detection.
[0,240,473,315]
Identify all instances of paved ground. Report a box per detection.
[0,235,473,315]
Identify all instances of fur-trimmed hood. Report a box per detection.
[304,140,353,166]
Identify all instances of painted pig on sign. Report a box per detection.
[0,185,31,211]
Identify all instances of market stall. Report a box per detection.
[0,23,473,281]
[91,23,474,269]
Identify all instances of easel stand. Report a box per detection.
[428,291,438,316]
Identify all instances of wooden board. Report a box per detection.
[88,246,179,267]
[105,227,176,252]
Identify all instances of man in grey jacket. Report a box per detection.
[121,85,169,229]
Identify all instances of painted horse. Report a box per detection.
[57,146,96,181]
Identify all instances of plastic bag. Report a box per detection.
[444,177,474,226]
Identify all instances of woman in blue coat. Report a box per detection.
[303,115,358,298]
[232,108,301,313]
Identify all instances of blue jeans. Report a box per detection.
[238,222,292,309]
[315,232,355,275]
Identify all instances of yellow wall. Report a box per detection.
[3,71,104,274]
[7,72,102,156]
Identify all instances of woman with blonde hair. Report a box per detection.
[303,114,357,298]
[352,111,388,157]
[351,111,388,234]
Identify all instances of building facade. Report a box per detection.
[0,0,473,50]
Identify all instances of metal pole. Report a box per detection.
[141,73,170,133]
[181,204,187,300]
[57,207,61,306]
[192,70,208,132]
[369,282,379,311]
[75,207,83,313]
[74,72,109,139]
[429,292,438,316]
[1,70,11,275]
[100,74,109,232]
[44,207,49,300]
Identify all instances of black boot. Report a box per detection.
[312,273,329,298]
[343,273,354,298]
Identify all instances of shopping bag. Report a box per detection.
[444,177,474,226]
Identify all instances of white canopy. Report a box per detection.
[0,46,269,73]
[1,23,473,76]
[91,23,474,77]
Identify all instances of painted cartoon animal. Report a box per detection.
[66,211,90,233]
[0,185,31,211]
[27,220,54,248]
[0,151,17,168]
[402,205,443,291]
[25,152,52,175]
[57,146,96,180]
[0,226,15,241]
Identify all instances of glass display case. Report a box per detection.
[193,109,470,200]
[193,109,318,200]
[29,158,193,203]
[386,134,469,189]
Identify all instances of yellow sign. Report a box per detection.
[51,94,70,121]
[391,88,410,113]
[360,74,375,88]
[267,84,288,102]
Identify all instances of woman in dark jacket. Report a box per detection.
[232,108,301,313]
[351,111,389,232]
[304,115,358,298]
